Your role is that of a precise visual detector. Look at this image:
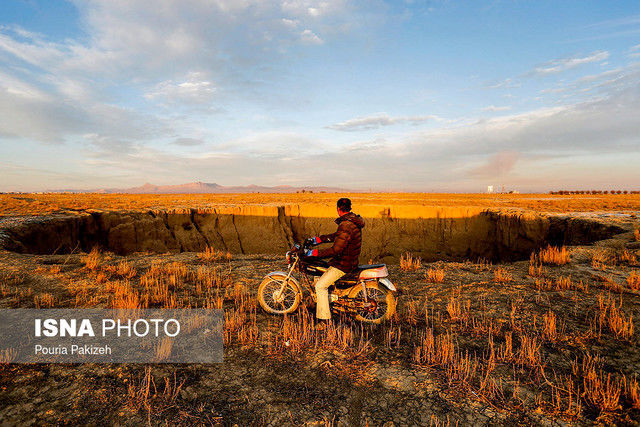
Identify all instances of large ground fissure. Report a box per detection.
[0,207,626,262]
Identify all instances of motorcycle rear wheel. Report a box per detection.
[257,274,302,315]
[348,280,396,324]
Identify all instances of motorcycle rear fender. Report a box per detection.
[377,277,397,292]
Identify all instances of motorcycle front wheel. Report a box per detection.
[348,280,397,324]
[257,273,302,315]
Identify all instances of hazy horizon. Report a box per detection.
[1,1,639,192]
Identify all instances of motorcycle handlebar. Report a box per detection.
[296,238,314,250]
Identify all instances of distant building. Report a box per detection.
[487,185,494,194]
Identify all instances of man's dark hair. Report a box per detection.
[337,198,352,212]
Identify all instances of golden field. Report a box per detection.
[2,192,640,217]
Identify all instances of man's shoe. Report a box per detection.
[314,319,332,331]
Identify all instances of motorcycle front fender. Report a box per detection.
[378,277,397,292]
[264,271,301,289]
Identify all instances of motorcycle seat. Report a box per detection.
[342,264,388,280]
[355,264,386,271]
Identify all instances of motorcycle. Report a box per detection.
[258,240,398,324]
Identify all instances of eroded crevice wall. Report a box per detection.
[0,207,627,262]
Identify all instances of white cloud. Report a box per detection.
[530,51,609,76]
[0,70,48,100]
[11,80,638,192]
[0,1,360,148]
[586,15,640,29]
[146,72,216,105]
[327,113,440,131]
[537,63,639,101]
[79,84,640,190]
[481,105,511,112]
[225,130,327,156]
[281,0,347,18]
[300,29,324,44]
[403,85,640,165]
[484,78,520,89]
[628,44,640,58]
[0,1,354,100]
[0,67,166,144]
[281,18,299,28]
[68,0,349,78]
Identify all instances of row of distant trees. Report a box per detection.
[549,190,640,195]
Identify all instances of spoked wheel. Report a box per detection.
[258,274,302,314]
[348,280,396,324]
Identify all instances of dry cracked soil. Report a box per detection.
[0,231,640,425]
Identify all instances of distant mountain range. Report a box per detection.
[49,181,349,194]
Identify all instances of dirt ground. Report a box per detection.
[0,226,639,425]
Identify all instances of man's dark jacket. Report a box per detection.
[316,212,365,273]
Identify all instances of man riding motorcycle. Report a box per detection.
[304,198,365,328]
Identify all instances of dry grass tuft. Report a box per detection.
[425,267,445,283]
[400,252,422,271]
[198,247,232,262]
[82,247,103,270]
[626,376,640,409]
[109,280,143,309]
[414,328,457,366]
[635,228,640,242]
[126,367,185,413]
[34,293,55,308]
[0,348,18,363]
[551,275,587,292]
[402,299,422,326]
[555,276,572,290]
[596,295,634,340]
[155,337,174,362]
[446,293,470,322]
[266,310,371,358]
[428,414,456,427]
[116,260,136,279]
[591,250,612,270]
[0,270,26,289]
[627,272,640,290]
[516,334,541,369]
[493,267,512,283]
[496,332,513,362]
[528,259,545,277]
[617,249,637,265]
[536,245,571,265]
[542,310,558,342]
[582,364,622,415]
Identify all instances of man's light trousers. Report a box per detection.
[315,267,345,320]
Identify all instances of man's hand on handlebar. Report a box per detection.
[303,248,318,257]
[304,236,321,247]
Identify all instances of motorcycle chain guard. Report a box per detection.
[330,296,377,315]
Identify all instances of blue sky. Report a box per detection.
[1,0,639,192]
